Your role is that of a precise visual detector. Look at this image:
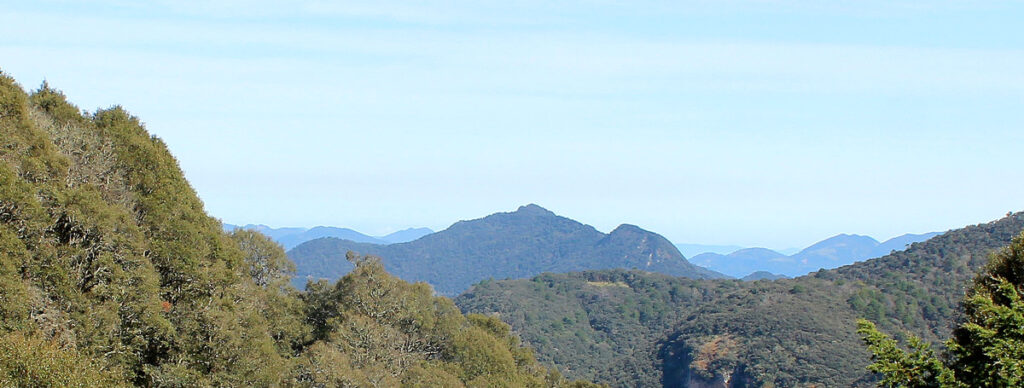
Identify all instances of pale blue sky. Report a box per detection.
[2,1,1023,249]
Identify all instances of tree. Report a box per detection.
[229,228,294,287]
[858,231,1024,387]
[856,320,957,387]
[0,331,129,388]
[945,232,1024,386]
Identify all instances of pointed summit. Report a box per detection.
[290,205,726,295]
[608,224,644,235]
[514,203,556,217]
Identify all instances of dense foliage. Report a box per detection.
[458,270,737,387]
[298,254,590,387]
[457,212,1024,387]
[288,204,725,295]
[0,74,592,387]
[858,230,1024,387]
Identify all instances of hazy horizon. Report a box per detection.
[3,1,1022,248]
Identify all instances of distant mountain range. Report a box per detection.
[741,271,789,281]
[287,204,726,295]
[673,243,746,257]
[676,243,799,257]
[232,216,940,284]
[690,232,943,277]
[222,223,433,249]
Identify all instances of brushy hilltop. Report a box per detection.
[0,73,598,387]
[457,211,1024,387]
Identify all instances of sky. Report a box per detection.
[2,1,1023,249]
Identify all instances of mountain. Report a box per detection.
[875,232,943,255]
[690,248,789,278]
[790,233,881,268]
[378,227,434,244]
[223,223,307,241]
[223,223,434,249]
[456,212,1024,387]
[0,76,590,387]
[740,271,788,281]
[782,232,944,276]
[691,232,942,277]
[674,243,745,257]
[288,204,727,295]
[278,226,386,248]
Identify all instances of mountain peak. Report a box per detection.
[609,224,644,234]
[291,205,726,295]
[729,247,787,259]
[514,204,555,216]
[805,233,880,248]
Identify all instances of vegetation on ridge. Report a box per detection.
[0,73,593,387]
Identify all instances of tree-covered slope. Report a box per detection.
[456,212,1024,387]
[0,74,592,387]
[1,75,284,386]
[288,204,725,295]
[457,270,738,387]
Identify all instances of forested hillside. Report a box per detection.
[457,270,736,386]
[0,74,593,387]
[457,212,1024,387]
[288,204,725,295]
